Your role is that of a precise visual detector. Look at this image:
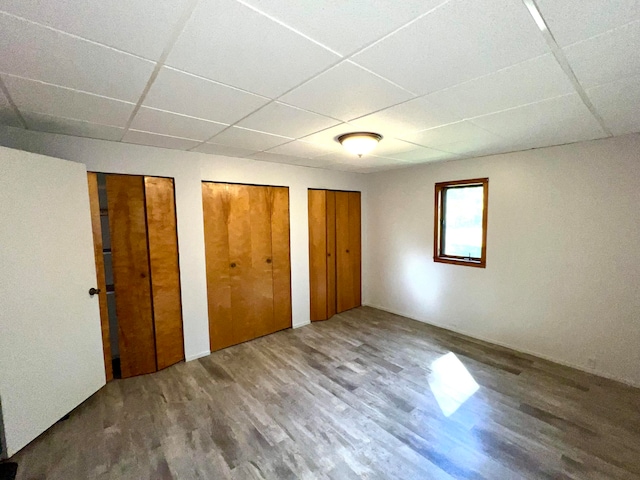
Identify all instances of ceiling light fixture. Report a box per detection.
[337,132,383,158]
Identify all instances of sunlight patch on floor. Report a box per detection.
[428,352,480,417]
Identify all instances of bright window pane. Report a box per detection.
[443,186,483,258]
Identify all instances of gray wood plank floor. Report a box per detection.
[11,307,640,479]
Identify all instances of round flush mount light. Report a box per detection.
[337,132,383,157]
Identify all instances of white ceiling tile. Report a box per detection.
[290,157,340,168]
[130,107,227,142]
[434,136,511,157]
[237,0,447,56]
[280,62,414,122]
[237,102,339,138]
[2,75,134,126]
[0,86,21,127]
[143,67,269,125]
[535,0,640,47]
[122,130,201,150]
[469,94,607,148]
[313,150,385,165]
[400,121,501,148]
[21,111,124,141]
[325,154,409,170]
[425,54,575,119]
[563,20,640,89]
[0,13,154,102]
[371,137,423,155]
[0,0,192,60]
[266,140,338,158]
[326,163,369,172]
[350,96,462,137]
[379,147,462,163]
[246,151,306,165]
[209,126,291,151]
[192,143,259,157]
[166,0,339,98]
[587,75,640,136]
[352,0,548,95]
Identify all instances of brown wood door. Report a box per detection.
[336,191,361,313]
[202,182,233,352]
[87,172,113,381]
[106,174,156,378]
[144,177,184,370]
[326,190,337,318]
[308,189,328,321]
[349,191,362,308]
[270,187,292,331]
[240,185,274,340]
[203,183,291,351]
[336,191,354,313]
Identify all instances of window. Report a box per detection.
[434,178,488,268]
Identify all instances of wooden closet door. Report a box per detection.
[243,185,275,339]
[202,183,233,351]
[308,189,328,321]
[326,190,337,318]
[106,175,156,378]
[336,191,354,312]
[270,187,292,331]
[348,191,362,308]
[144,177,184,370]
[87,172,112,381]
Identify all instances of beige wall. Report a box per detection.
[364,134,640,387]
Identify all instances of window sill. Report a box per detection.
[434,256,486,268]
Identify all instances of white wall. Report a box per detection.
[0,126,367,362]
[365,133,640,387]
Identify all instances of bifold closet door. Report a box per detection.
[336,191,361,313]
[308,189,328,321]
[326,191,337,318]
[144,177,184,370]
[270,187,292,331]
[202,182,291,351]
[87,172,113,381]
[106,175,156,378]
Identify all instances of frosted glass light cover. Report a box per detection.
[338,132,382,157]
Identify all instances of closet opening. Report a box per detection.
[97,173,122,378]
[87,173,185,380]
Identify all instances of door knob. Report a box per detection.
[88,287,101,296]
[230,262,236,268]
[346,249,350,253]
[266,258,272,264]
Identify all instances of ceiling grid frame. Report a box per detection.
[521,0,613,137]
[0,0,637,171]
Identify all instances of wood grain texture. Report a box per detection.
[336,191,355,313]
[308,189,328,321]
[144,177,184,371]
[326,190,337,319]
[269,187,292,331]
[348,191,362,308]
[106,174,156,378]
[87,172,112,382]
[246,185,274,339]
[203,183,290,351]
[202,182,233,351]
[12,306,640,480]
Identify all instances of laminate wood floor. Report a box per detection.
[11,307,640,479]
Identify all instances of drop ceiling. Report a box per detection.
[0,0,638,173]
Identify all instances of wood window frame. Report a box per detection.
[434,177,489,268]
